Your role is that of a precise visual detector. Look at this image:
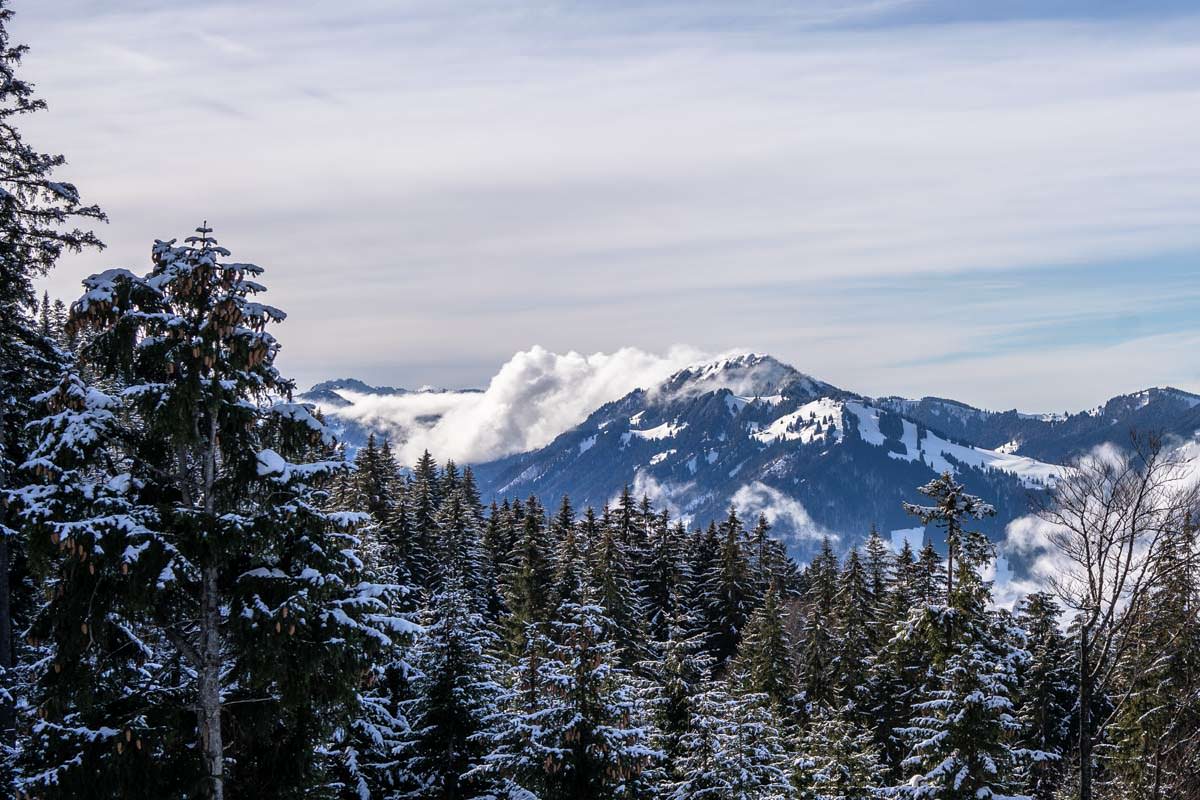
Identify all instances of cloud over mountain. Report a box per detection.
[319,345,709,464]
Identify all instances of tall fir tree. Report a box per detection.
[589,516,643,665]
[398,579,504,800]
[833,548,875,718]
[700,507,754,671]
[668,686,795,800]
[1105,522,1200,800]
[501,498,554,652]
[890,499,1028,800]
[793,706,884,800]
[474,587,658,800]
[903,472,995,607]
[0,0,105,753]
[12,230,413,799]
[797,538,839,711]
[733,583,799,719]
[640,592,715,779]
[1014,592,1074,800]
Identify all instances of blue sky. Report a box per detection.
[13,0,1200,411]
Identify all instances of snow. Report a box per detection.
[46,181,81,203]
[844,402,1060,488]
[752,398,844,445]
[845,401,887,446]
[256,449,345,483]
[256,449,288,477]
[629,421,687,441]
[910,429,1059,488]
[577,434,597,455]
[649,449,676,465]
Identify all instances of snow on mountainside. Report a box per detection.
[302,353,1199,566]
[469,354,1063,562]
[878,386,1200,463]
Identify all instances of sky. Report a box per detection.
[13,0,1200,413]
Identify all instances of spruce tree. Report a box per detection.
[903,472,995,607]
[0,0,105,752]
[501,499,554,652]
[733,583,799,719]
[550,496,586,609]
[641,512,684,643]
[794,706,884,800]
[668,687,794,800]
[12,229,413,798]
[798,538,839,711]
[700,507,754,671]
[911,541,946,609]
[890,523,1029,800]
[862,525,894,629]
[409,450,441,591]
[589,516,643,665]
[399,579,503,800]
[833,548,875,718]
[1014,592,1074,800]
[475,588,658,800]
[1106,523,1200,800]
[639,593,715,777]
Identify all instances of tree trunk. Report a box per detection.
[0,533,12,741]
[198,565,225,800]
[1079,627,1092,800]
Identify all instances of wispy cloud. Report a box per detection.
[14,0,1200,407]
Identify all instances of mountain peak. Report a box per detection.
[656,353,835,401]
[305,378,409,397]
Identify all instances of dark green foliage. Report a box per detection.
[0,0,105,761]
[12,231,412,798]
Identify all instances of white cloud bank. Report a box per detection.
[325,345,707,465]
[731,481,835,547]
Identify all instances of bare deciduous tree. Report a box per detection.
[1035,433,1198,800]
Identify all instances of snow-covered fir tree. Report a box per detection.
[473,584,659,800]
[793,705,884,800]
[668,686,794,800]
[11,229,415,798]
[889,481,1029,800]
[0,0,105,763]
[733,582,800,719]
[1013,592,1074,800]
[397,578,503,799]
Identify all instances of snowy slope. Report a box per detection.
[470,354,1060,560]
[303,354,1196,564]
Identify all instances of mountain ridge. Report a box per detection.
[299,353,1200,564]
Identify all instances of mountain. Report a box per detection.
[299,354,1200,566]
[879,387,1200,463]
[299,378,410,409]
[469,354,1061,562]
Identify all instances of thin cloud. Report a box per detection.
[15,1,1200,407]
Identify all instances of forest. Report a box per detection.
[1,3,1198,798]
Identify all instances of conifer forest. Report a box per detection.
[1,2,1199,799]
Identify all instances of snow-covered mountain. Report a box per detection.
[300,354,1200,564]
[469,355,1060,562]
[878,386,1200,463]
